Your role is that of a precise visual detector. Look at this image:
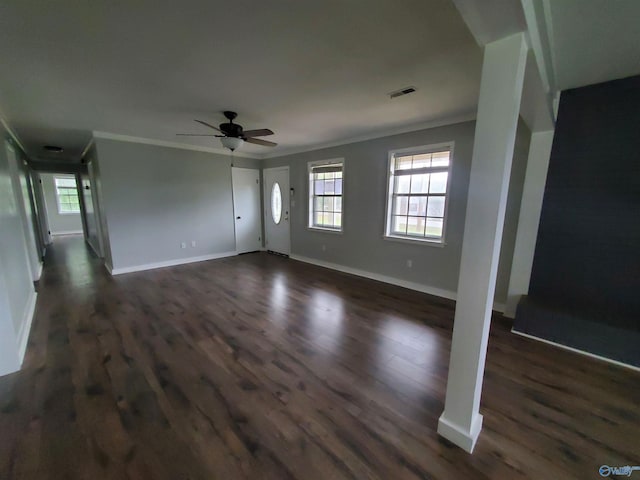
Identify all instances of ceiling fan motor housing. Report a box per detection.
[220,122,243,137]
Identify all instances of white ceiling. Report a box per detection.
[0,0,483,162]
[546,0,640,91]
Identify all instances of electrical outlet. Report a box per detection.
[407,259,413,268]
[191,241,196,247]
[180,242,186,249]
[322,244,326,251]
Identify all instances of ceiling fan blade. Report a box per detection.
[242,128,274,137]
[176,133,219,136]
[246,137,277,147]
[194,119,222,132]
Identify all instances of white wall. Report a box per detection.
[0,136,37,376]
[41,173,83,235]
[93,138,260,273]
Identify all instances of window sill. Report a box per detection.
[57,211,81,216]
[308,226,343,235]
[383,234,446,248]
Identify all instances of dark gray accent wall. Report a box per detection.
[516,75,640,366]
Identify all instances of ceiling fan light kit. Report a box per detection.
[220,136,244,151]
[177,111,277,151]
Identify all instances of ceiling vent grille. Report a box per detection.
[389,86,416,99]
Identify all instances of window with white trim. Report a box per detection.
[54,176,80,214]
[308,159,344,231]
[385,144,452,243]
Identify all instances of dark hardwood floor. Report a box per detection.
[0,236,638,479]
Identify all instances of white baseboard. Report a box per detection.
[86,238,102,258]
[290,254,456,301]
[110,251,237,275]
[511,329,640,372]
[17,290,37,365]
[35,262,43,281]
[289,254,505,313]
[52,230,83,236]
[437,412,483,453]
[493,301,506,313]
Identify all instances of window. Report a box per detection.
[271,182,282,224]
[54,176,80,214]
[308,159,344,232]
[385,144,452,244]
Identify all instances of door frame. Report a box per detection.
[5,141,41,280]
[231,167,262,254]
[263,166,290,255]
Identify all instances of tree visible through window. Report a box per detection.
[54,176,80,214]
[385,145,452,243]
[308,160,344,231]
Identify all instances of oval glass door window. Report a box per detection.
[271,182,282,224]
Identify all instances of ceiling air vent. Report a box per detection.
[389,86,416,99]
[43,145,64,153]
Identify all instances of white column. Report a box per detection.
[504,130,554,318]
[438,33,528,453]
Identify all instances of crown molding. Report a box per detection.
[260,112,477,159]
[0,112,28,154]
[92,131,261,159]
[5,112,476,165]
[81,138,95,159]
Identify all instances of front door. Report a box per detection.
[263,167,290,255]
[232,167,261,254]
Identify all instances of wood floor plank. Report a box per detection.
[0,236,638,479]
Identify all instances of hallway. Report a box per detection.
[0,236,638,479]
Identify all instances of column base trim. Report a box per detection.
[437,412,483,453]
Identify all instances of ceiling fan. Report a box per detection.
[177,111,277,151]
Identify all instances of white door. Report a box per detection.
[232,167,262,254]
[263,167,290,255]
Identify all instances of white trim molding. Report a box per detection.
[0,111,28,154]
[261,113,476,159]
[93,131,261,159]
[290,254,456,301]
[81,138,95,159]
[437,412,483,453]
[17,290,38,365]
[110,251,237,276]
[289,254,505,313]
[384,141,455,246]
[35,262,43,282]
[511,329,640,372]
[86,237,102,259]
[52,230,83,236]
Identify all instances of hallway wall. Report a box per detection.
[0,134,37,376]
